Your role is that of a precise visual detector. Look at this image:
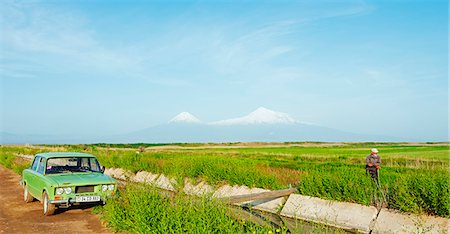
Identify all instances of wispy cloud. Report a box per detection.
[1,0,373,88]
[2,1,93,53]
[196,2,374,86]
[1,0,141,80]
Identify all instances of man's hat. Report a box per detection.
[371,148,379,153]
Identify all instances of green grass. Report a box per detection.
[1,143,449,218]
[99,183,282,233]
[295,163,449,217]
[99,183,344,234]
[0,147,31,174]
[0,146,283,233]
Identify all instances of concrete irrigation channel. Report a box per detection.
[13,154,450,233]
[105,168,449,234]
[112,171,345,233]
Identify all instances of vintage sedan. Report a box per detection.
[21,152,117,215]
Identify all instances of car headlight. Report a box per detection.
[64,187,72,194]
[56,188,64,195]
[101,185,108,192]
[108,184,114,191]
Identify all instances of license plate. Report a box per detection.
[75,196,100,202]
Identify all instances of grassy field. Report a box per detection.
[1,142,449,219]
[97,183,277,233]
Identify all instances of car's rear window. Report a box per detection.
[46,157,101,174]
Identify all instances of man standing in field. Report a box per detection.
[366,148,381,181]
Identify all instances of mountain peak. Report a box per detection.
[250,107,279,116]
[210,107,298,125]
[169,112,201,124]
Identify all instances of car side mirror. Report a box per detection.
[101,166,105,173]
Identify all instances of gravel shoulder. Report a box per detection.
[0,165,110,234]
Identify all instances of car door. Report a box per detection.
[34,157,48,199]
[26,156,41,197]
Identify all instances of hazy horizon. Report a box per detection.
[1,0,448,142]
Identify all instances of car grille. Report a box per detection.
[75,185,95,193]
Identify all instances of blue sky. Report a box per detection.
[0,0,448,141]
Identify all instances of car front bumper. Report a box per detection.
[49,198,106,206]
[49,199,70,204]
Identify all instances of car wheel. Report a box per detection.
[24,184,34,203]
[43,191,56,216]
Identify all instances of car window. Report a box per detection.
[92,158,101,171]
[90,158,100,171]
[46,157,102,174]
[80,158,100,171]
[80,158,90,168]
[37,157,46,174]
[31,157,40,171]
[47,158,77,167]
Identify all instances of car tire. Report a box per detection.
[43,191,56,216]
[24,184,34,203]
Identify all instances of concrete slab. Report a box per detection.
[104,168,118,178]
[280,194,377,233]
[183,181,214,196]
[154,174,177,191]
[372,209,449,234]
[212,185,234,198]
[213,185,286,213]
[213,185,268,198]
[246,197,286,214]
[133,171,158,184]
[104,168,133,180]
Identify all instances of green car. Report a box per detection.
[21,152,117,216]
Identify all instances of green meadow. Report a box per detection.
[97,183,277,233]
[1,142,449,219]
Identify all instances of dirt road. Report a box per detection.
[0,165,111,234]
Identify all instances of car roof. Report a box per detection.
[35,152,96,159]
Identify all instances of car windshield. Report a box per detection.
[46,157,102,174]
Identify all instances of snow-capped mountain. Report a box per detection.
[168,108,299,125]
[169,112,201,124]
[120,107,387,143]
[210,107,298,125]
[1,108,406,144]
